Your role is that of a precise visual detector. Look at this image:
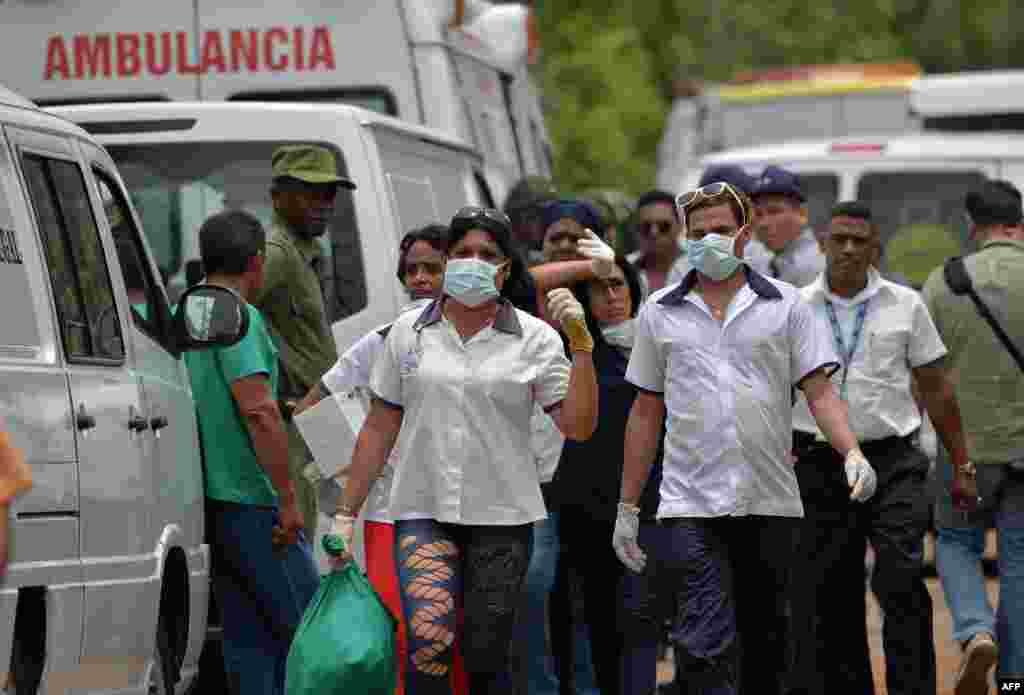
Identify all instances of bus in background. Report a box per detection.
[0,0,552,207]
[657,62,922,191]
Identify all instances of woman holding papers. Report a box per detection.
[334,206,598,695]
[294,224,459,695]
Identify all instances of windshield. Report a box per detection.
[857,170,986,288]
[797,173,840,233]
[106,141,367,321]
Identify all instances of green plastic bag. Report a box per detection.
[286,535,397,695]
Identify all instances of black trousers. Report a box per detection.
[559,509,625,695]
[788,435,935,695]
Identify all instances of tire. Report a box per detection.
[149,610,178,695]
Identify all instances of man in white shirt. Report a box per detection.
[746,165,825,288]
[613,183,877,695]
[788,201,972,695]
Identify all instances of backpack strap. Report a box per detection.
[943,256,1024,373]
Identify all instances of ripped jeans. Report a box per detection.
[394,519,533,695]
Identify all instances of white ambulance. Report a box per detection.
[0,0,552,206]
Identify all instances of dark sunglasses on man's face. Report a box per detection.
[451,206,512,234]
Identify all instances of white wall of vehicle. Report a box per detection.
[0,121,85,689]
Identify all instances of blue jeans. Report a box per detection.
[621,522,672,695]
[935,457,1024,678]
[513,512,599,695]
[207,501,321,695]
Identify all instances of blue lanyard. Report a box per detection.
[824,298,869,400]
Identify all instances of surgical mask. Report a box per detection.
[443,258,502,307]
[685,233,743,281]
[601,318,635,352]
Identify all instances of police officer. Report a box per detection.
[254,144,357,536]
[747,165,825,288]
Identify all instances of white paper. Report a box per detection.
[293,392,367,481]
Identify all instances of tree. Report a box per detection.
[534,0,1024,196]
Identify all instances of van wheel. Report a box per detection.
[148,610,177,695]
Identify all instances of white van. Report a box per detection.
[682,133,1024,287]
[49,101,489,355]
[0,0,552,206]
[0,85,247,693]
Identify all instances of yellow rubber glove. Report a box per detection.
[546,288,594,353]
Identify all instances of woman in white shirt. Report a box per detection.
[334,206,599,695]
[295,224,464,695]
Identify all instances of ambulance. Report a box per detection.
[656,62,922,191]
[0,0,553,205]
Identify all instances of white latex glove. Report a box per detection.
[546,288,585,326]
[613,502,646,573]
[845,449,877,502]
[577,229,615,279]
[329,513,356,569]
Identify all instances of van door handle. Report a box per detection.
[150,416,169,432]
[128,406,149,432]
[76,404,96,432]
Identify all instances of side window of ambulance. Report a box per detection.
[92,168,165,341]
[21,155,125,362]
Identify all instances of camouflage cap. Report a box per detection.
[271,145,356,189]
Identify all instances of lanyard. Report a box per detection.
[824,298,869,400]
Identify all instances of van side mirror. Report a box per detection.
[185,259,204,288]
[172,284,249,351]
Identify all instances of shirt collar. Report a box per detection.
[808,267,886,306]
[274,212,322,258]
[413,298,523,337]
[658,266,782,306]
[982,238,1024,253]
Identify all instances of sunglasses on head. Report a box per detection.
[451,206,512,234]
[676,182,751,227]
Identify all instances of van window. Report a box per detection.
[92,168,167,341]
[857,170,987,288]
[0,144,40,356]
[229,88,398,117]
[798,174,840,233]
[22,155,125,362]
[104,141,367,321]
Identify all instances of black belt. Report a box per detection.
[792,429,918,455]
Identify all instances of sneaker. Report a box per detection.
[955,632,998,695]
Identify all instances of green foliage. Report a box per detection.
[535,0,1024,196]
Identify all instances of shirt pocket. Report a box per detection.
[868,326,910,377]
[666,346,711,422]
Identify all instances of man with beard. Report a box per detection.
[254,144,357,536]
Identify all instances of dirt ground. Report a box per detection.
[657,532,1002,694]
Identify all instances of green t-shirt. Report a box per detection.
[184,304,280,506]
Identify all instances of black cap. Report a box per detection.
[699,165,755,195]
[966,180,1023,226]
[752,165,805,202]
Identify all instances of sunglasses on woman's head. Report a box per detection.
[451,206,512,233]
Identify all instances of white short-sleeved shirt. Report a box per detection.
[793,270,947,441]
[320,301,431,523]
[371,299,571,525]
[627,268,838,519]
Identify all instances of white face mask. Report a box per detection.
[443,258,502,307]
[601,318,635,351]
